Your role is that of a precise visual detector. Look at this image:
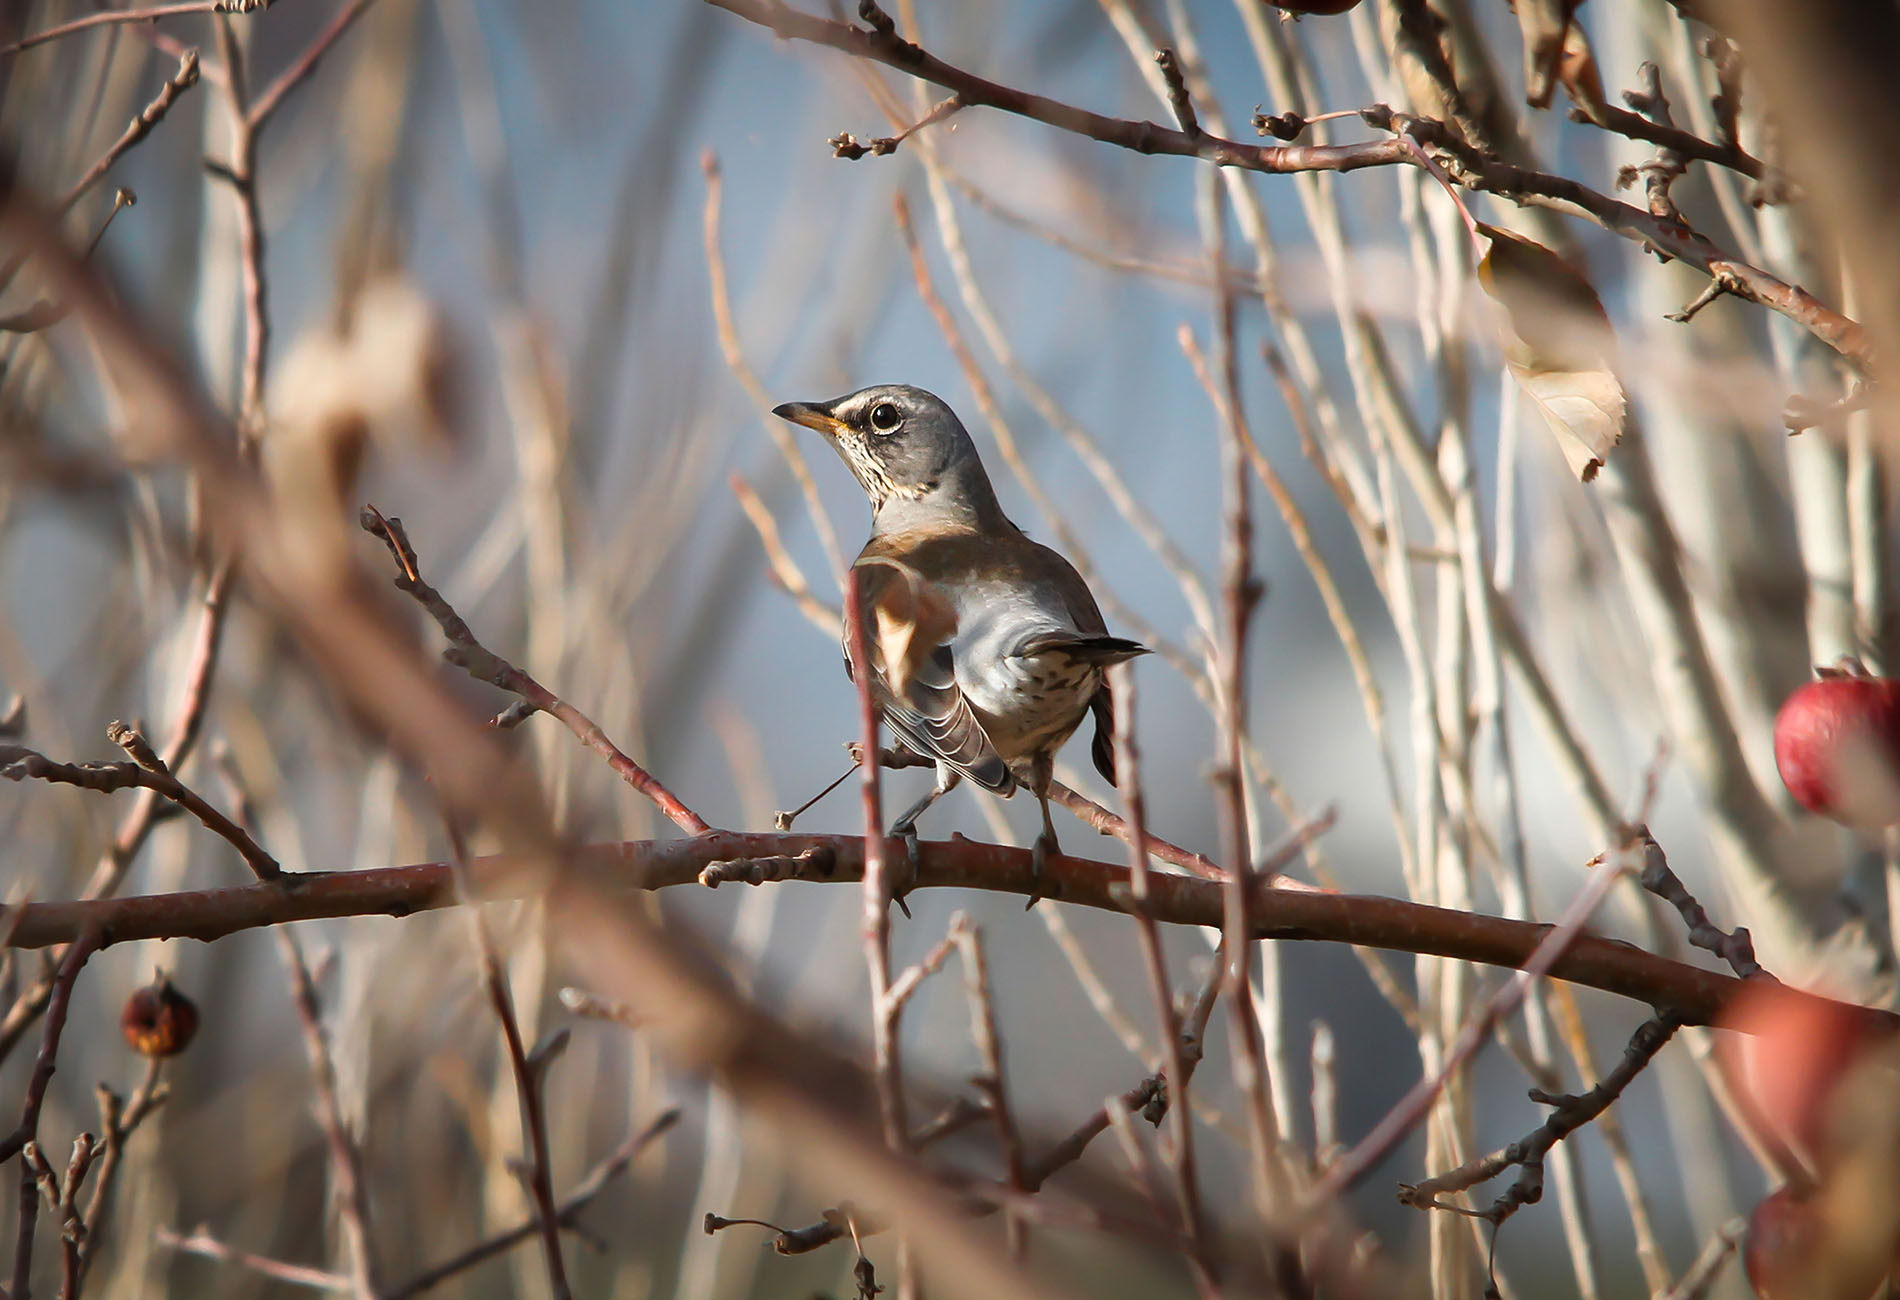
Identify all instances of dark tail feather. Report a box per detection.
[1014,632,1150,666]
[1089,687,1118,786]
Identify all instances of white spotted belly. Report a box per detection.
[960,652,1101,765]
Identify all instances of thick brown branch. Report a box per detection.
[3,835,1893,1042]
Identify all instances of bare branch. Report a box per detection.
[382,1110,679,1299]
[0,729,280,882]
[704,0,1871,365]
[1399,1011,1683,1224]
[0,1,272,56]
[360,508,713,835]
[0,834,1886,1040]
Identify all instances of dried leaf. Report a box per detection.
[1513,0,1583,110]
[1514,366,1626,482]
[1555,21,1608,124]
[1478,223,1625,481]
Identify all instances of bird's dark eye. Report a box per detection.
[869,402,903,434]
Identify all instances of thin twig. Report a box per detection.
[0,1,272,56]
[441,816,570,1300]
[1399,1012,1683,1223]
[1657,1217,1747,1300]
[1198,209,1285,1220]
[1307,836,1645,1204]
[244,0,378,128]
[378,1108,679,1299]
[946,917,1026,1256]
[701,153,846,582]
[1635,830,1768,980]
[274,923,380,1296]
[360,508,712,835]
[56,51,199,218]
[705,0,1871,366]
[843,565,913,1293]
[0,730,279,881]
[73,1059,168,1287]
[156,1227,354,1291]
[4,927,100,1297]
[1105,662,1213,1280]
[730,475,838,636]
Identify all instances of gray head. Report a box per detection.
[772,384,1008,532]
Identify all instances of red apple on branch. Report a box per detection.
[1774,659,1900,828]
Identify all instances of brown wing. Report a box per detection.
[846,556,1013,794]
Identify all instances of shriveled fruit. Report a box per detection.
[121,975,199,1058]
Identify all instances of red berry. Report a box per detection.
[1773,663,1900,828]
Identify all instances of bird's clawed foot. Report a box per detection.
[888,822,921,919]
[1026,829,1063,910]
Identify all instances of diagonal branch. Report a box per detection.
[1399,1011,1683,1223]
[0,1,273,56]
[704,0,1870,367]
[361,508,712,835]
[0,731,280,881]
[381,1110,679,1299]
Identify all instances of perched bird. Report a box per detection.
[773,384,1148,901]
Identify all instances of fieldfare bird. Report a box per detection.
[773,384,1148,902]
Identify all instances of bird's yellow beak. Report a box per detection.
[771,400,846,436]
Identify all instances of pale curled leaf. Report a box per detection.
[1512,364,1626,483]
[1478,223,1627,482]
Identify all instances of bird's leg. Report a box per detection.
[888,765,958,916]
[1026,757,1062,910]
